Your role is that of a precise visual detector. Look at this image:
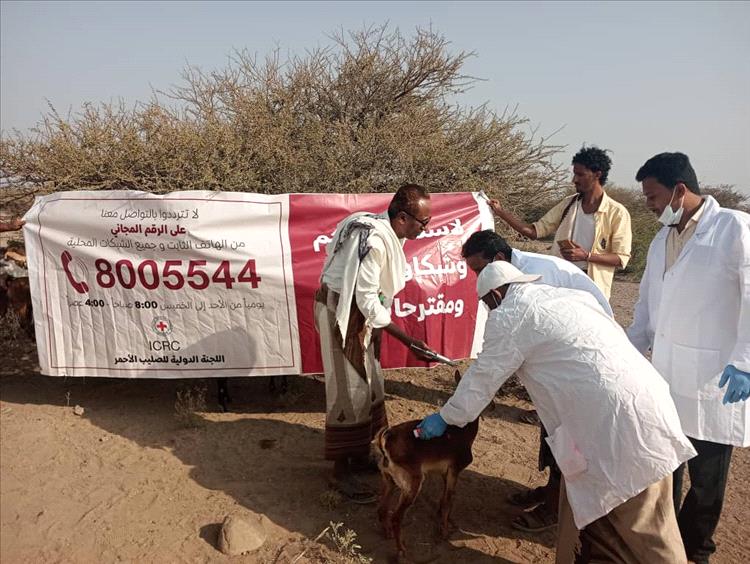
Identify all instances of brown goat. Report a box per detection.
[374,370,479,557]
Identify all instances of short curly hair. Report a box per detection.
[571,146,612,185]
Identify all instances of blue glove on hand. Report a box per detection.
[416,413,447,440]
[718,365,750,404]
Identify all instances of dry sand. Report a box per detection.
[1,277,749,562]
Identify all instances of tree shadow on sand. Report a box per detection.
[1,367,554,562]
[385,377,531,427]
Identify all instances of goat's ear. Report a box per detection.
[373,427,388,448]
[453,369,462,384]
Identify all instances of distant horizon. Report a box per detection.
[2,1,748,194]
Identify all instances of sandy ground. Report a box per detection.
[1,278,749,564]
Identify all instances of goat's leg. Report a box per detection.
[378,472,396,538]
[390,473,423,557]
[439,467,459,539]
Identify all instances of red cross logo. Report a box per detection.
[152,317,172,335]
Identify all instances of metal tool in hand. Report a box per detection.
[409,343,459,367]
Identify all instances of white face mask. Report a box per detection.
[658,189,684,226]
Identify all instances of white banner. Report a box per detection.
[24,191,300,378]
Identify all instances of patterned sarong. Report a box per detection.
[315,284,387,461]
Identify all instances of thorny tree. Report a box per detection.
[0,25,566,214]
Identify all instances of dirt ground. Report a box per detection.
[1,278,749,564]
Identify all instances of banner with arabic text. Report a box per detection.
[24,191,299,377]
[288,192,493,374]
[24,190,492,378]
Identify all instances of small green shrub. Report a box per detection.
[324,521,372,564]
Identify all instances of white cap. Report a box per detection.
[476,261,541,298]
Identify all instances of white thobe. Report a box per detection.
[320,212,405,339]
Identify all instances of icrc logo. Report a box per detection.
[152,317,173,335]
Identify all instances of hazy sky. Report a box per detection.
[2,1,749,192]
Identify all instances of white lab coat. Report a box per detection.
[627,196,750,447]
[512,249,613,317]
[440,283,696,529]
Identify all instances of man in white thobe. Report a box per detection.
[316,183,436,503]
[417,261,696,563]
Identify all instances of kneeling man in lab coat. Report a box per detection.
[417,261,696,563]
[627,152,750,564]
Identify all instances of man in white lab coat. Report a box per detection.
[417,261,696,563]
[461,230,613,316]
[461,230,613,532]
[627,152,750,564]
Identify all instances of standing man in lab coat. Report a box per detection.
[627,152,750,564]
[461,230,612,533]
[417,261,696,563]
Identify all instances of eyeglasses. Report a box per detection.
[402,210,431,228]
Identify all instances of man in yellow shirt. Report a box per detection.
[489,146,632,300]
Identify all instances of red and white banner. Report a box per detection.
[24,190,492,378]
[289,193,492,373]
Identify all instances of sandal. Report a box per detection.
[512,504,558,532]
[519,410,540,425]
[507,486,546,508]
[328,477,377,505]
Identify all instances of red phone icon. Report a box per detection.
[61,251,89,294]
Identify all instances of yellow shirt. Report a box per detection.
[665,200,705,273]
[533,191,632,300]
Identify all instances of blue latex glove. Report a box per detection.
[416,413,447,440]
[718,365,750,404]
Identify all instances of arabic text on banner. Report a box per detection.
[24,191,492,378]
[288,192,493,373]
[24,191,299,377]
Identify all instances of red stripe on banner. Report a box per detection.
[289,192,483,374]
